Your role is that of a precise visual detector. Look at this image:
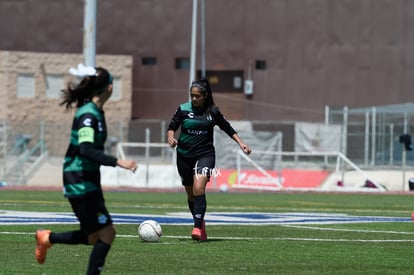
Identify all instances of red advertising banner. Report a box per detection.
[207,169,329,191]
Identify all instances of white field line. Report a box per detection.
[2,231,414,243]
[282,224,414,235]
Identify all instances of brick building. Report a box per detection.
[1,0,414,123]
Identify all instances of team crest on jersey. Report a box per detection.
[188,112,194,118]
[97,213,108,224]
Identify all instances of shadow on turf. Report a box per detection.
[176,238,224,243]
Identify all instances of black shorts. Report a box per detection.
[176,154,215,186]
[69,191,113,234]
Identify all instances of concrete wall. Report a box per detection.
[2,0,414,122]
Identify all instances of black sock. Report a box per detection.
[87,240,111,275]
[193,194,206,229]
[49,230,89,245]
[188,200,194,216]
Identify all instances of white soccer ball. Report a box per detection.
[138,220,162,242]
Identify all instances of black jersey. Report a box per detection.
[63,101,117,198]
[168,102,236,158]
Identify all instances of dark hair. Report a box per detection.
[60,67,112,109]
[190,78,215,114]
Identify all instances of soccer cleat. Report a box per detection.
[201,220,207,241]
[35,229,52,264]
[191,221,207,241]
[411,212,414,221]
[191,228,203,241]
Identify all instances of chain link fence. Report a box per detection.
[3,104,413,185]
[327,103,414,167]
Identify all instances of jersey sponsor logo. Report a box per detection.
[187,129,208,135]
[188,112,194,119]
[83,118,92,127]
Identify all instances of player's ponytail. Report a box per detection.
[60,67,112,110]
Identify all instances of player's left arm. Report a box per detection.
[78,128,118,166]
[213,106,252,155]
[231,133,252,155]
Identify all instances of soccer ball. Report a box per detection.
[138,220,162,242]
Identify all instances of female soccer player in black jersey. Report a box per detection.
[167,79,251,241]
[35,65,137,274]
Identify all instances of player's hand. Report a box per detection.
[240,143,252,155]
[117,159,138,173]
[168,138,178,148]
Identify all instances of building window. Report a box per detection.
[112,76,121,100]
[175,57,190,70]
[17,73,35,98]
[233,76,242,89]
[46,74,64,98]
[255,60,267,70]
[142,57,157,65]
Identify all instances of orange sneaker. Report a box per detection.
[35,229,52,264]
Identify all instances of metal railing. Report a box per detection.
[234,150,386,191]
[2,140,48,185]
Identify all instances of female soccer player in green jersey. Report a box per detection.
[167,78,251,241]
[35,65,137,274]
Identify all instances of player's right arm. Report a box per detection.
[116,159,137,173]
[76,115,137,171]
[78,124,118,166]
[167,106,182,148]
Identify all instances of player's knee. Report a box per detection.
[88,233,99,245]
[101,224,116,244]
[192,185,206,196]
[193,190,203,196]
